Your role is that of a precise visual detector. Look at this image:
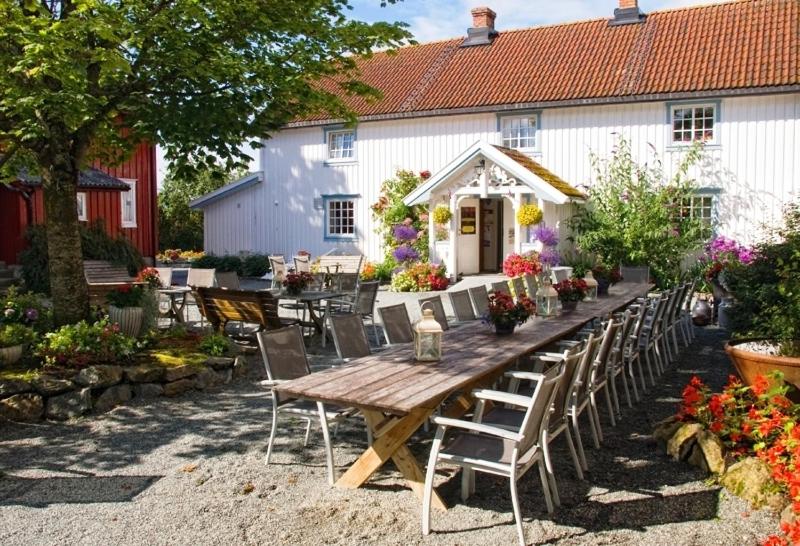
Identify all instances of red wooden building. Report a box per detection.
[0,141,158,265]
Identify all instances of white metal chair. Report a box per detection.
[293,254,311,274]
[588,318,621,431]
[491,280,511,296]
[523,273,539,298]
[185,268,216,326]
[422,360,566,546]
[510,276,527,300]
[154,267,173,287]
[468,285,490,318]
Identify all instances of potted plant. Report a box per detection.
[0,323,35,365]
[722,202,800,395]
[553,278,588,313]
[282,272,315,296]
[502,252,542,279]
[482,292,536,335]
[591,264,622,296]
[106,284,146,337]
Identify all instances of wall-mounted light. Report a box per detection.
[474,158,486,177]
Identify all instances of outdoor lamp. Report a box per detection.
[536,277,559,317]
[414,303,443,362]
[474,158,485,177]
[583,270,598,301]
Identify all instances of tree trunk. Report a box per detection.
[41,154,89,326]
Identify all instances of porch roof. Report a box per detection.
[403,140,584,206]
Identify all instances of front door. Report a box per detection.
[479,199,502,273]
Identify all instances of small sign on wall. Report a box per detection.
[460,206,476,235]
[508,228,515,244]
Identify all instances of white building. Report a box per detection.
[192,0,800,276]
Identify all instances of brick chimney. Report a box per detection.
[610,0,646,26]
[461,6,499,47]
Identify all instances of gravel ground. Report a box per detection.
[0,326,779,545]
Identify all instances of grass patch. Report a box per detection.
[0,365,41,382]
[144,348,208,369]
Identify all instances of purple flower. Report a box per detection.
[25,308,38,321]
[392,245,419,263]
[539,248,561,267]
[531,225,559,247]
[393,224,419,242]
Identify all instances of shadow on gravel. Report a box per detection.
[0,474,161,507]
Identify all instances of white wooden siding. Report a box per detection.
[202,92,799,257]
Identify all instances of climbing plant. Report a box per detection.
[371,170,430,262]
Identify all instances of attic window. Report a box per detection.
[501,116,538,150]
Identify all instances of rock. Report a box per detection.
[696,430,726,474]
[0,379,33,397]
[74,365,123,388]
[132,383,164,398]
[163,365,198,382]
[0,393,44,422]
[125,364,164,383]
[205,356,235,370]
[32,376,75,396]
[687,443,709,472]
[163,379,195,397]
[652,416,683,446]
[720,457,785,510]
[781,503,798,527]
[667,423,703,461]
[233,355,248,378]
[194,367,223,390]
[94,384,132,413]
[46,388,92,420]
[219,368,233,384]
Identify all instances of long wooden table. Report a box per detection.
[275,282,651,509]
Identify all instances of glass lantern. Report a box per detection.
[583,270,599,301]
[536,277,559,317]
[414,303,443,362]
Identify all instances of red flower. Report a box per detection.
[752,374,770,396]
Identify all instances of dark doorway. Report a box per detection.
[479,198,503,273]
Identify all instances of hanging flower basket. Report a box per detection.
[516,204,543,227]
[432,205,453,225]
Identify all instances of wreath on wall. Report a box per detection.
[516,203,543,226]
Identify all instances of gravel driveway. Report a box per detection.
[0,327,779,545]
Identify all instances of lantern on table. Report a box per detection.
[583,271,599,301]
[536,277,559,317]
[414,303,443,362]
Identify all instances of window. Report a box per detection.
[324,195,357,240]
[501,115,538,150]
[327,129,355,160]
[120,179,137,228]
[680,194,715,239]
[76,192,87,221]
[671,104,716,144]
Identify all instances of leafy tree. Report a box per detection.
[0,0,410,325]
[158,163,244,251]
[569,138,705,286]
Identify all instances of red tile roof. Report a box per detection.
[296,0,799,124]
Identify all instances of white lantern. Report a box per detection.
[536,277,559,317]
[414,303,443,362]
[583,270,599,301]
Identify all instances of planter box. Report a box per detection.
[725,339,800,400]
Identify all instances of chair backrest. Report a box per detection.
[317,255,363,274]
[510,277,527,300]
[293,255,311,273]
[683,281,696,311]
[268,256,286,283]
[195,287,284,331]
[215,271,240,290]
[83,260,136,284]
[337,273,360,293]
[575,333,601,400]
[491,280,510,296]
[418,295,449,331]
[379,304,414,344]
[523,274,539,297]
[628,303,650,352]
[256,326,310,405]
[551,268,570,283]
[551,344,587,427]
[591,318,621,380]
[468,285,490,318]
[187,268,216,288]
[612,309,637,368]
[354,281,379,316]
[329,314,371,360]
[620,265,650,283]
[449,290,476,321]
[668,283,688,323]
[516,360,566,455]
[154,267,173,287]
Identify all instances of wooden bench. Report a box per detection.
[316,255,363,274]
[83,260,142,307]
[195,287,299,334]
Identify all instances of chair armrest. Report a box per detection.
[503,371,546,383]
[431,416,522,442]
[472,388,531,408]
[259,379,289,388]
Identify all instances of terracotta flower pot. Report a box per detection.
[108,305,144,337]
[0,344,24,365]
[725,339,800,400]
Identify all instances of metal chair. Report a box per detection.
[215,271,240,289]
[607,309,638,413]
[510,276,527,300]
[491,280,510,296]
[588,318,622,430]
[638,294,669,383]
[418,295,449,331]
[185,268,216,326]
[268,256,287,289]
[329,313,372,361]
[293,254,311,273]
[620,265,650,283]
[154,267,173,287]
[330,281,380,344]
[523,274,539,297]
[468,285,490,318]
[257,325,362,485]
[448,290,476,322]
[422,361,566,546]
[378,304,414,345]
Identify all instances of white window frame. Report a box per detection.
[669,102,718,145]
[323,195,358,241]
[500,114,539,151]
[120,178,137,228]
[76,192,87,221]
[680,193,716,239]
[326,129,356,162]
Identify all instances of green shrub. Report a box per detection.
[1,286,52,334]
[0,324,36,348]
[199,333,231,356]
[192,254,243,274]
[19,220,143,295]
[36,318,137,368]
[241,254,270,277]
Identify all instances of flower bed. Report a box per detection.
[390,262,448,292]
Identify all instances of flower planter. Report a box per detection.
[494,322,516,336]
[560,301,578,314]
[725,339,800,400]
[0,344,24,365]
[108,305,144,338]
[596,278,610,296]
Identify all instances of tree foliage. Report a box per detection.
[569,138,705,286]
[0,0,410,324]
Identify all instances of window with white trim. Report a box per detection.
[680,194,715,239]
[76,192,87,221]
[327,130,355,160]
[120,179,137,228]
[324,197,356,239]
[501,116,537,150]
[671,104,716,144]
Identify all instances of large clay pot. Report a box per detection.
[108,305,144,337]
[0,344,23,365]
[692,299,713,326]
[725,339,800,400]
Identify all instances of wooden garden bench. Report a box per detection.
[83,260,141,307]
[194,287,298,335]
[316,255,363,274]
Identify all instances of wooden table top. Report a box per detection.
[276,283,651,416]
